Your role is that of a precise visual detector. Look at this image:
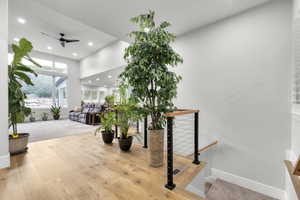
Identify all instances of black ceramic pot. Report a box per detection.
[118,136,133,152]
[101,131,115,144]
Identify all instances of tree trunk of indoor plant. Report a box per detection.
[149,129,164,167]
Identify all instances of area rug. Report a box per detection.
[10,120,98,143]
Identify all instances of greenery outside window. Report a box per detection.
[8,53,68,108]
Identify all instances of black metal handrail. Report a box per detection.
[142,110,200,190]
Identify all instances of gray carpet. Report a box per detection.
[10,120,98,143]
[205,179,277,200]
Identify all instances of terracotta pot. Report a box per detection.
[9,133,29,155]
[149,129,164,168]
[101,131,114,144]
[118,136,133,152]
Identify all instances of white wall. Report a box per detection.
[173,0,292,194]
[286,1,300,199]
[29,51,81,111]
[80,40,128,78]
[291,0,300,163]
[0,0,10,169]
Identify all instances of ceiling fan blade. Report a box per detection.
[40,32,59,40]
[65,39,80,43]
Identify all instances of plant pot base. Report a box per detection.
[118,136,133,152]
[102,131,115,144]
[10,147,28,155]
[9,133,29,156]
[149,129,164,168]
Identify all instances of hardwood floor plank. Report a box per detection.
[0,134,206,200]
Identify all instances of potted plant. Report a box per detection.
[95,95,116,144]
[29,112,36,122]
[41,112,48,121]
[8,38,41,155]
[120,11,183,167]
[95,112,116,144]
[50,104,61,120]
[115,85,141,152]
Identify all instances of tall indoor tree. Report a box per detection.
[120,11,183,167]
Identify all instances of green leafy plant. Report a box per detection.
[95,111,116,135]
[50,104,61,120]
[104,95,115,107]
[115,85,141,139]
[120,10,183,130]
[9,38,41,138]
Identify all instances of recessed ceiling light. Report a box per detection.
[108,75,112,79]
[47,46,52,50]
[17,17,26,24]
[88,42,93,46]
[72,53,78,57]
[96,78,100,81]
[14,37,20,42]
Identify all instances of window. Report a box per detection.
[21,74,68,108]
[8,53,69,108]
[81,87,100,103]
[22,74,53,108]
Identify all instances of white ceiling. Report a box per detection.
[9,0,272,61]
[31,0,271,40]
[8,0,117,60]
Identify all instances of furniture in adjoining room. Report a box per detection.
[69,103,104,125]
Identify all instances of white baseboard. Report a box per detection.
[211,168,285,200]
[0,154,10,169]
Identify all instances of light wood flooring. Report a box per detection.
[0,133,206,200]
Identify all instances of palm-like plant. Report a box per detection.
[50,104,61,120]
[115,85,141,139]
[95,112,116,134]
[9,38,41,138]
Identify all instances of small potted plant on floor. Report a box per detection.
[41,112,49,121]
[95,95,116,144]
[50,104,61,120]
[29,112,36,122]
[95,111,116,144]
[115,85,141,152]
[8,38,41,155]
[120,11,183,167]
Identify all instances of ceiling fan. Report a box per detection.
[41,32,80,47]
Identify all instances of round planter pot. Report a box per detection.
[118,136,133,152]
[149,129,164,168]
[53,115,60,120]
[9,133,29,155]
[29,117,36,122]
[101,131,115,144]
